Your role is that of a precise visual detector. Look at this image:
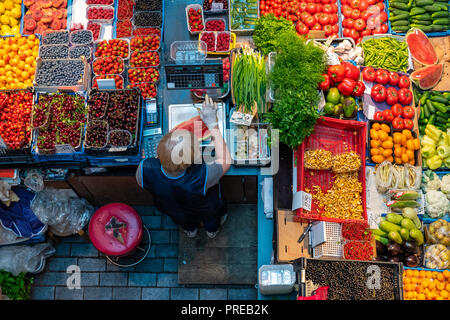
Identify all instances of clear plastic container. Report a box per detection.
[170,41,207,65]
[199,31,216,52]
[93,38,131,60]
[205,17,227,31]
[185,4,205,35]
[130,34,161,52]
[69,29,94,46]
[258,264,295,295]
[215,31,231,53]
[39,44,69,60]
[133,11,163,28]
[84,120,109,149]
[86,0,114,5]
[87,21,102,41]
[86,5,115,23]
[127,66,160,85]
[108,129,132,147]
[69,45,92,60]
[132,27,161,37]
[92,74,124,90]
[129,50,160,68]
[42,30,69,45]
[93,56,125,76]
[87,90,109,120]
[129,81,157,100]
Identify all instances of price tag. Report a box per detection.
[367,104,376,120]
[109,147,127,152]
[230,111,253,126]
[55,144,75,154]
[211,2,224,11]
[318,90,326,112]
[363,80,372,95]
[292,191,312,211]
[97,78,116,90]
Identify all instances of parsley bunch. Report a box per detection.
[0,271,33,300]
[266,31,326,149]
[252,14,295,55]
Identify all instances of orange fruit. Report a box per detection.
[372,123,381,130]
[371,148,380,156]
[371,155,384,164]
[443,270,450,279]
[421,279,430,288]
[378,131,389,141]
[406,139,415,150]
[426,291,435,300]
[428,281,436,291]
[405,269,414,277]
[395,156,402,165]
[404,277,411,284]
[436,273,444,282]
[401,134,407,146]
[386,156,394,163]
[440,290,449,299]
[417,293,426,300]
[411,277,419,284]
[394,147,403,157]
[371,140,380,148]
[445,284,450,292]
[401,153,409,163]
[383,149,393,157]
[393,133,402,144]
[406,149,414,160]
[380,124,390,133]
[370,129,379,140]
[436,281,445,291]
[409,159,415,165]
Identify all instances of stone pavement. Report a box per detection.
[31,206,257,300]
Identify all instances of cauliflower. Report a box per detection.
[421,170,441,192]
[426,190,449,218]
[441,174,450,200]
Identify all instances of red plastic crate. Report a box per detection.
[295,117,367,223]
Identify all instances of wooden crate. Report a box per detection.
[276,210,310,263]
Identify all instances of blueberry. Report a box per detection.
[134,12,162,27]
[39,45,69,59]
[70,30,93,45]
[43,31,69,45]
[69,45,91,59]
[135,0,162,11]
[36,60,85,87]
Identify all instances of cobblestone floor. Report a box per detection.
[31,206,257,300]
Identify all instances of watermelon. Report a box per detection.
[410,63,443,90]
[406,28,438,66]
[174,115,211,140]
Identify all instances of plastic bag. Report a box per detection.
[391,164,406,189]
[0,224,19,244]
[375,160,392,193]
[424,244,449,270]
[24,170,44,192]
[426,219,450,246]
[404,164,422,190]
[0,243,55,276]
[31,189,94,236]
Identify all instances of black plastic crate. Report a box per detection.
[294,257,404,300]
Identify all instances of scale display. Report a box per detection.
[165,64,223,90]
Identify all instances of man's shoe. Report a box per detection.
[184,228,198,238]
[206,229,219,239]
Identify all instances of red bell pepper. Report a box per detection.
[318,74,331,91]
[343,62,360,81]
[352,80,365,97]
[328,64,346,83]
[338,78,357,96]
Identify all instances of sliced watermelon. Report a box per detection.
[174,115,211,140]
[410,63,443,90]
[406,28,438,66]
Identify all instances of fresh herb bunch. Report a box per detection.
[266,31,326,149]
[232,47,267,114]
[252,14,295,55]
[0,271,33,300]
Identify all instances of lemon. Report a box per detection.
[0,15,10,26]
[8,16,17,26]
[10,7,20,19]
[0,4,5,15]
[3,1,14,11]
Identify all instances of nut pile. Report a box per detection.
[304,149,333,170]
[304,259,398,300]
[70,30,93,45]
[39,45,69,59]
[311,172,364,220]
[69,45,91,59]
[35,60,85,87]
[43,31,69,45]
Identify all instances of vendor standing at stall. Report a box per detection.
[136,95,231,238]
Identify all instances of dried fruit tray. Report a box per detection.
[295,116,368,223]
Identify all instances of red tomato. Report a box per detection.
[343,27,351,37]
[403,119,414,130]
[382,109,394,122]
[379,12,388,23]
[374,111,385,121]
[299,2,308,11]
[391,104,403,118]
[388,72,400,86]
[358,0,369,11]
[351,9,361,19]
[349,0,359,9]
[305,15,317,27]
[372,24,384,34]
[367,0,376,4]
[375,69,389,85]
[392,117,404,130]
[300,11,311,22]
[330,13,338,24]
[312,22,322,30]
[398,88,413,105]
[323,4,333,13]
[316,3,323,12]
[371,84,387,102]
[331,3,338,13]
[332,24,339,33]
[380,23,388,33]
[398,75,410,89]
[314,12,321,21]
[318,13,330,25]
[306,3,317,14]
[296,22,309,35]
[360,10,370,20]
[349,28,360,41]
[386,87,399,106]
[346,18,355,28]
[360,28,372,36]
[402,106,415,119]
[376,2,384,11]
[324,24,333,36]
[343,6,353,17]
[354,18,366,31]
[363,66,376,82]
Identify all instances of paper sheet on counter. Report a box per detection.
[366,166,388,229]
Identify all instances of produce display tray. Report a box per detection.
[386,0,450,37]
[295,116,368,223]
[228,0,259,34]
[293,257,404,300]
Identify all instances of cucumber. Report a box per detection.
[390,13,410,21]
[431,24,447,31]
[412,19,432,24]
[413,14,432,19]
[410,24,433,32]
[432,101,448,113]
[430,95,450,104]
[415,0,435,6]
[433,18,450,25]
[435,111,448,118]
[423,102,430,118]
[436,116,447,124]
[393,9,410,15]
[392,25,411,31]
[432,11,450,19]
[410,7,427,15]
[429,113,436,124]
[427,100,437,113]
[435,3,449,11]
[390,2,410,10]
[392,20,411,26]
[423,5,442,12]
